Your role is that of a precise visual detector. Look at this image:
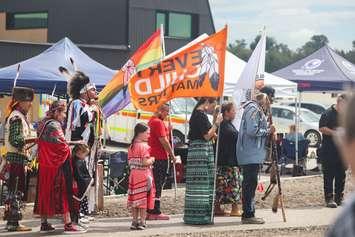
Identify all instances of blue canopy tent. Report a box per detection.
[273,46,355,171]
[273,45,355,91]
[0,37,116,95]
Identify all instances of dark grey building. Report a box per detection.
[0,0,215,68]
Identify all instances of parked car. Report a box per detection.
[106,98,197,146]
[271,105,321,147]
[280,102,328,117]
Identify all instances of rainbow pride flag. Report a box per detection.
[99,29,163,118]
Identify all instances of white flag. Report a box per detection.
[233,29,266,130]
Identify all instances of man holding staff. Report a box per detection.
[3,86,36,232]
[236,92,275,224]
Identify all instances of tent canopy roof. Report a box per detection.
[224,51,297,98]
[0,37,115,95]
[273,45,355,91]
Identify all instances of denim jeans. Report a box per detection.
[241,164,260,218]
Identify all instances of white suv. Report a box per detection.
[271,105,321,147]
[280,102,328,117]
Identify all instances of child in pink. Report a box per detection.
[127,123,155,230]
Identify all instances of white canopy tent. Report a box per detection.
[224,51,297,98]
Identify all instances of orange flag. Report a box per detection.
[128,26,227,112]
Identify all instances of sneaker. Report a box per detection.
[241,217,265,225]
[79,217,90,225]
[40,222,55,233]
[137,223,145,230]
[326,200,337,208]
[130,221,138,230]
[64,223,87,234]
[138,220,147,230]
[140,221,147,228]
[146,213,169,220]
[85,215,95,221]
[325,194,338,208]
[335,194,344,206]
[8,224,32,232]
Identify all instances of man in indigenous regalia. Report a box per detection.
[3,87,36,232]
[65,71,98,220]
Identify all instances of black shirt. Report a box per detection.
[73,157,92,198]
[319,105,341,161]
[188,109,212,141]
[217,119,238,167]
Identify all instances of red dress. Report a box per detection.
[127,142,155,209]
[34,119,73,216]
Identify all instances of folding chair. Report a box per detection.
[281,139,309,176]
[108,151,129,195]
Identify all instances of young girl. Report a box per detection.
[127,123,155,230]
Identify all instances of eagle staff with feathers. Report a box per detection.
[260,86,287,222]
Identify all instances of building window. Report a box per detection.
[6,12,48,29]
[156,11,197,39]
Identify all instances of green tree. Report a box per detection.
[336,40,355,64]
[249,35,295,72]
[228,39,252,61]
[296,35,329,59]
[228,34,354,73]
[250,35,277,51]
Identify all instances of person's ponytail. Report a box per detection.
[130,122,149,150]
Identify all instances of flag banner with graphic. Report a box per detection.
[98,29,163,118]
[128,27,227,112]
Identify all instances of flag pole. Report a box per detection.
[160,24,178,201]
[13,64,21,88]
[51,84,57,97]
[211,97,223,223]
[211,25,228,223]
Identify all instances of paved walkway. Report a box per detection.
[0,207,340,236]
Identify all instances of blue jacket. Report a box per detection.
[236,101,270,165]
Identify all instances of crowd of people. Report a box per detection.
[2,70,355,235]
[3,70,101,233]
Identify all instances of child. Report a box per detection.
[127,123,155,230]
[72,144,94,226]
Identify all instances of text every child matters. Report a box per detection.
[134,49,203,106]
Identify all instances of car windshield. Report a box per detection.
[171,98,196,114]
[300,110,319,123]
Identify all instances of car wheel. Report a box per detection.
[304,129,321,147]
[173,130,185,147]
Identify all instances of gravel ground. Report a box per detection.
[2,174,353,237]
[12,174,354,219]
[146,226,328,237]
[100,174,354,218]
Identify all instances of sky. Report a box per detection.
[209,0,355,51]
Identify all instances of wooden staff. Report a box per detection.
[261,101,286,222]
[160,23,178,201]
